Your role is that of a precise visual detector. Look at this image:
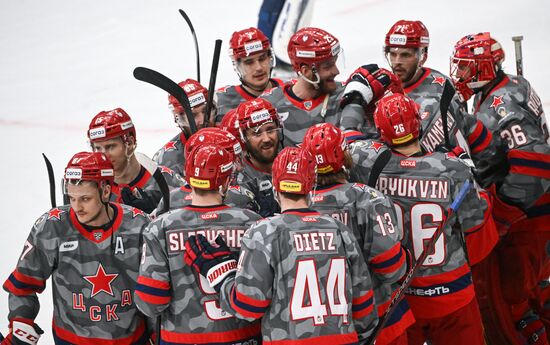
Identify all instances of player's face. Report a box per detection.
[67,182,110,226]
[173,103,207,132]
[244,122,280,164]
[92,137,130,174]
[316,56,340,94]
[238,51,272,89]
[387,47,421,85]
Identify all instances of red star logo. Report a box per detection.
[490,95,504,109]
[160,166,174,176]
[83,264,118,297]
[432,76,446,86]
[48,208,64,220]
[163,141,177,152]
[369,141,385,152]
[132,207,145,218]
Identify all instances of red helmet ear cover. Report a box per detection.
[88,108,136,143]
[229,27,271,60]
[287,27,341,72]
[302,123,347,174]
[385,20,430,49]
[272,147,317,195]
[374,94,421,146]
[184,128,242,161]
[64,152,114,183]
[185,144,234,191]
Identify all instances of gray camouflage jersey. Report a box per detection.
[219,209,378,344]
[153,132,186,178]
[3,203,151,344]
[135,204,263,345]
[214,79,284,123]
[261,82,346,147]
[236,158,280,217]
[473,73,550,211]
[309,183,407,309]
[349,140,491,318]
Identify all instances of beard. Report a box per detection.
[247,140,278,164]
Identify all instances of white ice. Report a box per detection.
[1,0,549,341]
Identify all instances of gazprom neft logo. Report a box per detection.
[296,50,316,58]
[244,40,263,55]
[389,34,407,45]
[251,109,271,123]
[120,120,134,130]
[189,93,206,108]
[89,127,106,139]
[65,168,82,179]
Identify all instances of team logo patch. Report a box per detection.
[432,76,446,86]
[400,160,417,168]
[48,208,65,220]
[369,141,385,152]
[163,141,177,152]
[490,95,504,109]
[303,101,312,109]
[93,231,103,241]
[201,213,219,220]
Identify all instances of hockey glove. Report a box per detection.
[121,187,158,214]
[340,64,392,109]
[1,319,43,345]
[184,234,237,293]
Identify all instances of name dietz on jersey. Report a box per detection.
[421,114,456,152]
[377,176,449,201]
[167,228,247,253]
[291,231,337,253]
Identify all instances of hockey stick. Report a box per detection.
[204,39,222,127]
[133,67,198,134]
[367,149,391,188]
[365,179,473,345]
[135,152,170,215]
[42,153,57,208]
[512,36,524,76]
[178,9,201,83]
[440,79,456,149]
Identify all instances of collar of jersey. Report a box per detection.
[69,203,124,243]
[313,183,345,193]
[283,84,327,110]
[184,204,230,213]
[282,208,320,216]
[404,67,431,94]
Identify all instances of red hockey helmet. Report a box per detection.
[184,127,241,162]
[450,32,505,101]
[185,144,234,191]
[272,147,317,195]
[229,27,272,61]
[287,27,341,72]
[236,98,280,140]
[302,123,347,174]
[88,108,136,143]
[374,93,421,146]
[219,109,243,146]
[64,151,114,184]
[384,20,430,50]
[169,79,208,114]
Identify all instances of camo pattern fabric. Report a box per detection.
[236,158,280,217]
[153,132,186,178]
[135,204,263,345]
[3,204,151,344]
[472,74,550,209]
[261,82,346,147]
[219,209,378,344]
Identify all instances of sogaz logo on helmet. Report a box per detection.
[251,109,271,123]
[244,40,263,55]
[389,34,407,45]
[189,93,206,108]
[65,168,82,179]
[89,127,106,139]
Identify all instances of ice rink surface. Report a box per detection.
[1,0,549,340]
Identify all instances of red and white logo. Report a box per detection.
[201,213,219,220]
[83,264,119,297]
[400,160,416,168]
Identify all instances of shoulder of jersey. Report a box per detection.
[352,182,385,200]
[34,205,72,230]
[216,84,235,93]
[120,204,151,221]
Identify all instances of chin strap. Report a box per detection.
[298,68,320,89]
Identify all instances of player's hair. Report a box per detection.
[279,192,308,202]
[316,151,353,186]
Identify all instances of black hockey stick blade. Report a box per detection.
[133,66,198,134]
[204,39,222,127]
[42,153,57,208]
[367,149,391,188]
[179,9,201,83]
[153,169,170,214]
[365,180,473,345]
[440,79,456,149]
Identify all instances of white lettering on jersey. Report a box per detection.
[378,176,449,201]
[114,237,125,255]
[292,231,337,253]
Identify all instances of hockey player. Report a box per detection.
[154,78,212,177]
[350,94,496,345]
[2,152,151,344]
[215,27,284,123]
[261,26,345,147]
[303,123,414,345]
[235,98,283,217]
[88,107,184,214]
[451,32,550,344]
[184,146,379,343]
[135,143,263,345]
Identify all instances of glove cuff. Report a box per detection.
[344,81,374,104]
[10,319,41,345]
[206,260,237,288]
